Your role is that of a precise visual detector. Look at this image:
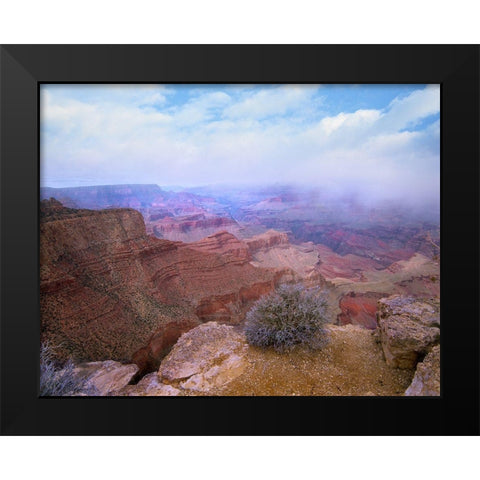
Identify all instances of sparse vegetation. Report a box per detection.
[40,342,93,396]
[245,284,329,352]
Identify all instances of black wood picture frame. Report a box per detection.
[1,45,478,436]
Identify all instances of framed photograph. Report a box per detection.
[1,45,478,435]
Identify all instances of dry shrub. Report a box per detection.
[245,284,329,352]
[40,342,95,396]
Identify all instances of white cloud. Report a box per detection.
[41,84,440,206]
[315,109,382,136]
[169,91,231,127]
[381,84,440,131]
[223,85,319,119]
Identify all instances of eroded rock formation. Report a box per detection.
[71,360,139,396]
[64,321,417,396]
[247,232,328,287]
[158,322,248,393]
[116,372,181,396]
[405,345,440,396]
[40,199,284,373]
[376,295,440,369]
[149,214,242,242]
[187,230,251,263]
[245,230,290,253]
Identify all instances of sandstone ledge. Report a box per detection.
[405,345,440,396]
[377,295,440,369]
[72,360,138,396]
[159,322,248,392]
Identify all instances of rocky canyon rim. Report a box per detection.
[39,184,440,396]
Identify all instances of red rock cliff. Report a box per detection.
[245,230,290,254]
[40,200,284,374]
[187,231,252,263]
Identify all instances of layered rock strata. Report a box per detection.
[246,231,327,287]
[149,215,242,242]
[187,230,251,263]
[245,229,290,253]
[40,199,284,373]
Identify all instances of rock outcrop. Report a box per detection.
[187,231,251,263]
[115,372,181,396]
[40,200,284,373]
[149,214,242,243]
[378,295,440,328]
[245,230,290,254]
[130,317,201,375]
[152,322,412,396]
[158,322,248,393]
[247,232,327,288]
[65,321,416,397]
[71,360,139,396]
[405,345,440,396]
[376,295,440,369]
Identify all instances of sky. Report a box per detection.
[40,83,440,204]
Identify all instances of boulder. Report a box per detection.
[72,360,138,396]
[159,321,248,393]
[377,295,440,328]
[115,372,181,396]
[135,373,181,396]
[405,345,440,396]
[377,295,440,368]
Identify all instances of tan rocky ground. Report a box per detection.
[114,322,413,397]
[65,318,424,396]
[206,324,413,396]
[50,292,439,397]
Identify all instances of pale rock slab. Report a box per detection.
[73,360,138,396]
[115,372,181,396]
[377,295,440,369]
[405,345,440,396]
[159,321,248,393]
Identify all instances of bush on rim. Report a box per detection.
[245,284,329,352]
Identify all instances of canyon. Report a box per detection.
[40,183,440,395]
[40,199,288,375]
